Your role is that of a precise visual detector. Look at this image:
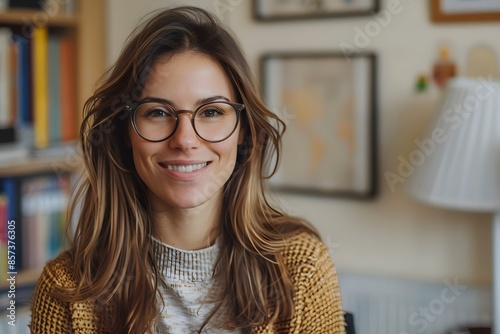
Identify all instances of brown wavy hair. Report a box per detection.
[57,6,318,333]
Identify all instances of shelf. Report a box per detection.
[0,156,82,177]
[0,9,78,27]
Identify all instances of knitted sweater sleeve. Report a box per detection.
[29,252,75,333]
[285,233,346,334]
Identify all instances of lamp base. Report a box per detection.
[495,213,500,334]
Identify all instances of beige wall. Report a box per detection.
[107,0,498,286]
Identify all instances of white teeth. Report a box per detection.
[165,162,207,172]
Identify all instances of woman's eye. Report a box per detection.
[145,108,169,118]
[200,107,222,118]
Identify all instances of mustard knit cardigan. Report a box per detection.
[30,232,346,333]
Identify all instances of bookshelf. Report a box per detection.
[0,156,82,176]
[0,9,78,27]
[0,0,105,293]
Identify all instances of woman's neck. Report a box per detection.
[150,191,223,250]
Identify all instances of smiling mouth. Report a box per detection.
[159,162,209,173]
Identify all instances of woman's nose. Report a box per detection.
[167,114,200,151]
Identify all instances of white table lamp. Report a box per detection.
[405,77,500,333]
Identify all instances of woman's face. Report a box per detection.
[128,52,243,210]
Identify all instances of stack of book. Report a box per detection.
[0,173,71,280]
[0,1,77,164]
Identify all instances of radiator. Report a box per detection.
[338,273,492,334]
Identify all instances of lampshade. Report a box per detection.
[405,77,500,212]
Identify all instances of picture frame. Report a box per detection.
[253,0,380,21]
[430,0,500,22]
[260,52,377,198]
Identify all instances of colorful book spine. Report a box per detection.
[26,29,33,125]
[1,177,21,271]
[1,177,18,223]
[20,176,35,269]
[12,34,29,127]
[59,34,77,141]
[5,27,77,148]
[9,34,17,127]
[32,26,49,149]
[1,174,71,272]
[0,28,10,128]
[0,195,7,281]
[20,174,69,270]
[49,35,61,143]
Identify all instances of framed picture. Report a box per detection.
[253,0,380,21]
[260,53,377,198]
[430,0,500,22]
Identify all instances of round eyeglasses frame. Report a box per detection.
[125,99,245,143]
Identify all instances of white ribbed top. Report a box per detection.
[152,237,241,334]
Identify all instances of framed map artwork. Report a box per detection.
[261,53,377,198]
[253,0,380,21]
[430,0,500,22]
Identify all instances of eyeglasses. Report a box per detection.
[125,99,245,143]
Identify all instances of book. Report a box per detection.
[20,176,35,269]
[0,177,21,271]
[50,176,68,258]
[12,33,30,127]
[0,195,7,281]
[7,0,42,9]
[1,177,19,223]
[0,126,15,144]
[0,28,10,128]
[32,25,49,149]
[48,34,61,143]
[11,33,35,151]
[2,0,79,16]
[9,33,17,127]
[0,196,6,239]
[59,33,76,141]
[26,29,33,125]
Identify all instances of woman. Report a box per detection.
[30,6,345,334]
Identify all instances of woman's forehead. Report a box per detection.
[141,52,236,104]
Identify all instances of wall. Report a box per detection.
[106,0,498,286]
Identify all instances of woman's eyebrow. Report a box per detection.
[197,95,231,104]
[140,95,231,107]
